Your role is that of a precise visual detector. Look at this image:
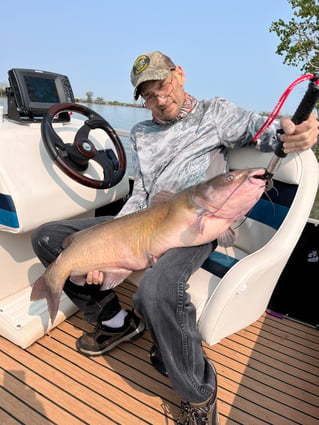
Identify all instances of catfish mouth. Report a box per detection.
[252,168,273,191]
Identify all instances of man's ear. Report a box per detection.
[174,66,186,85]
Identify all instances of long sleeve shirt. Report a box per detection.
[117,96,279,218]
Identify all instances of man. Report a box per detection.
[32,51,319,424]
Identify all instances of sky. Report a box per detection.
[0,0,312,115]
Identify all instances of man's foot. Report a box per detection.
[176,393,219,425]
[76,310,145,356]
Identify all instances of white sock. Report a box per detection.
[102,309,128,328]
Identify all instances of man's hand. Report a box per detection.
[86,270,104,285]
[280,113,319,154]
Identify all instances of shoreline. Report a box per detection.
[75,98,142,109]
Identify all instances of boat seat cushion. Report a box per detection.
[202,179,298,277]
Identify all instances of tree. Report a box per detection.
[85,91,94,103]
[95,96,105,104]
[0,81,7,97]
[269,0,319,73]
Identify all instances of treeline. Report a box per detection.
[77,97,142,109]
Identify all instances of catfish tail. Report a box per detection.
[30,275,63,324]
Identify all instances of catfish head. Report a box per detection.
[191,168,267,222]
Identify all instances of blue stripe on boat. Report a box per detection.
[0,194,19,228]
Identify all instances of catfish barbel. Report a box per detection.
[31,168,268,323]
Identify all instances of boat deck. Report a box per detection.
[1,280,318,425]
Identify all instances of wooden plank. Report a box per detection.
[0,350,116,425]
[1,279,318,425]
[259,313,319,343]
[209,336,318,391]
[245,320,319,364]
[0,388,43,425]
[0,385,63,425]
[223,332,318,380]
[205,345,319,407]
[264,311,319,339]
[28,330,178,424]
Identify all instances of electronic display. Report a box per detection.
[24,76,60,103]
[7,68,75,122]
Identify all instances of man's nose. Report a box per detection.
[156,95,169,105]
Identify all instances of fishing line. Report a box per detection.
[253,74,318,142]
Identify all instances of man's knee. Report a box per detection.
[31,222,67,264]
[31,223,51,255]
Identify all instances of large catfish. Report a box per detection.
[31,168,268,323]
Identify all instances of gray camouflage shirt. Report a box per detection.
[117,96,279,217]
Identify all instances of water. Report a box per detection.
[83,102,151,131]
[80,103,151,178]
[1,97,318,219]
[0,97,151,131]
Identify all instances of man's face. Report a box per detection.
[140,66,186,121]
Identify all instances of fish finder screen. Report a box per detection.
[7,68,75,122]
[24,76,60,103]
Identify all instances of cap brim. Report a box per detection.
[133,68,174,101]
[134,87,140,100]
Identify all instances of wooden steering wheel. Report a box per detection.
[41,102,126,189]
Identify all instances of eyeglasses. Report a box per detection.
[142,72,175,108]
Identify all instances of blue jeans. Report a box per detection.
[31,216,217,402]
[134,243,217,402]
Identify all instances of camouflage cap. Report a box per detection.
[130,51,176,100]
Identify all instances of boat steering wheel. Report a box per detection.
[41,103,127,189]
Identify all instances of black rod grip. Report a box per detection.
[292,79,319,124]
[274,76,319,158]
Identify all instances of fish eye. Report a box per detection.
[226,174,234,181]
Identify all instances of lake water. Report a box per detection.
[1,97,318,219]
[0,97,151,132]
[84,102,152,131]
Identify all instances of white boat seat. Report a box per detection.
[191,147,319,345]
[202,177,296,278]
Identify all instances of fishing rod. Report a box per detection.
[253,72,319,179]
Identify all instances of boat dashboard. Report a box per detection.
[0,67,130,235]
[0,68,130,347]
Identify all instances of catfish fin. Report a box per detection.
[191,212,206,234]
[100,268,133,290]
[30,275,62,324]
[195,210,221,234]
[217,227,236,247]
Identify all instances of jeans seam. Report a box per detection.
[176,246,212,398]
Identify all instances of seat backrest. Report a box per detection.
[187,147,319,345]
[202,148,300,277]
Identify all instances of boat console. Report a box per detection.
[0,69,130,347]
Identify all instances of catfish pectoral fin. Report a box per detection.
[100,268,133,290]
[30,275,63,324]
